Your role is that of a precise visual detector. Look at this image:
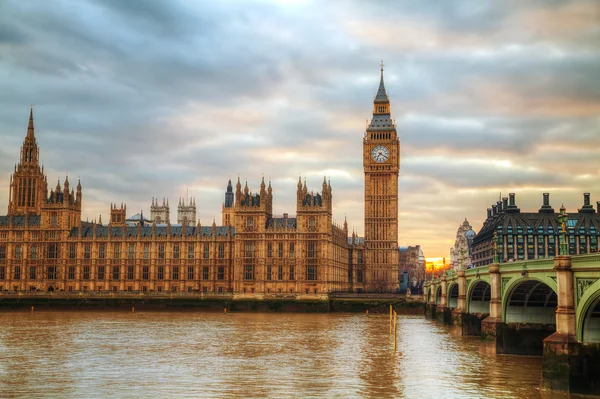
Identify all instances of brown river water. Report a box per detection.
[0,311,591,398]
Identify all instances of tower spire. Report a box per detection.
[27,105,35,138]
[375,60,389,104]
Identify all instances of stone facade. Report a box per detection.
[449,218,475,270]
[398,245,425,292]
[0,69,400,294]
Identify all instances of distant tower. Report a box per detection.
[8,107,49,215]
[177,195,196,224]
[150,197,170,224]
[222,179,234,226]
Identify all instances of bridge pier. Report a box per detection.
[481,264,505,354]
[435,276,451,324]
[425,282,436,319]
[451,270,481,335]
[541,255,599,395]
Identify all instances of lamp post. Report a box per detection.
[493,231,499,264]
[558,205,568,256]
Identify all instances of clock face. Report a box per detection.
[371,145,389,163]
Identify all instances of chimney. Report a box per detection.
[539,192,554,213]
[283,213,288,220]
[579,193,594,213]
[487,208,492,219]
[492,205,497,216]
[497,201,502,212]
[509,193,515,207]
[502,197,508,211]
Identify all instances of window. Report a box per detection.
[99,244,106,259]
[14,266,21,280]
[308,217,316,229]
[289,243,295,258]
[307,242,317,258]
[172,266,179,280]
[203,243,210,259]
[84,243,91,259]
[188,243,194,259]
[278,242,284,258]
[358,251,363,264]
[187,266,194,280]
[128,244,135,259]
[218,243,225,259]
[0,266,5,280]
[158,243,165,259]
[244,265,254,280]
[98,266,105,280]
[266,265,272,280]
[244,241,254,258]
[30,245,37,260]
[29,266,36,280]
[113,243,120,259]
[68,266,75,280]
[267,243,273,258]
[69,243,76,259]
[83,266,90,280]
[158,266,164,280]
[218,266,224,280]
[48,266,56,280]
[144,243,150,259]
[0,245,5,259]
[357,270,363,283]
[247,217,254,228]
[48,243,58,259]
[278,265,283,280]
[15,245,22,260]
[307,266,317,281]
[202,266,209,280]
[173,243,180,259]
[289,265,295,280]
[127,266,134,280]
[142,266,149,280]
[51,212,57,227]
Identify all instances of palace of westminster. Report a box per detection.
[0,68,401,294]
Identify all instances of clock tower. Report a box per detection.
[363,63,400,292]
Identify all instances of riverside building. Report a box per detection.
[0,67,401,294]
[472,193,600,267]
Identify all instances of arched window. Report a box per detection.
[51,213,57,227]
[247,217,254,228]
[308,217,316,230]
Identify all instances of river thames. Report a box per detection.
[0,311,586,398]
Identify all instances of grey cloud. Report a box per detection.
[0,0,599,258]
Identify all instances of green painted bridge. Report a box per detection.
[424,254,600,395]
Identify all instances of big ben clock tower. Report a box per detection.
[363,63,400,292]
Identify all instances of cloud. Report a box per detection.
[0,0,599,258]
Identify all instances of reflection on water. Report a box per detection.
[0,312,586,398]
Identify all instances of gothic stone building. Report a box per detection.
[472,193,600,267]
[0,68,400,294]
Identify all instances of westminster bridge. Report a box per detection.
[424,253,600,394]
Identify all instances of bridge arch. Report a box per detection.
[447,282,459,309]
[435,286,442,305]
[467,280,490,314]
[503,278,557,324]
[576,280,600,342]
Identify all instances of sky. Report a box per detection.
[0,0,599,259]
